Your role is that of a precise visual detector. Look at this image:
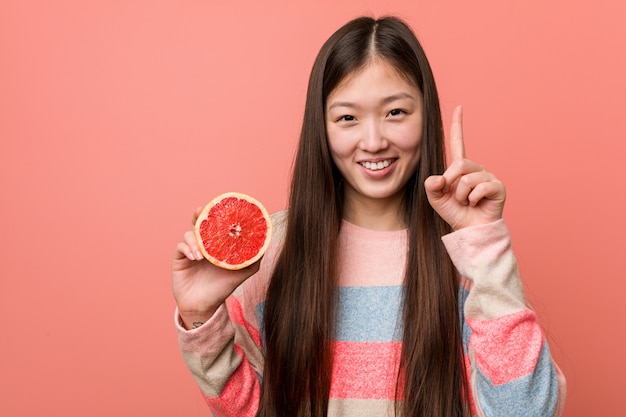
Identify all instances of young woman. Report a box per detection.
[172,16,566,417]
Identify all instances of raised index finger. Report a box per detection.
[450,105,466,161]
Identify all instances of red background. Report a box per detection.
[2,1,625,415]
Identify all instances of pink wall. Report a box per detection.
[1,1,624,415]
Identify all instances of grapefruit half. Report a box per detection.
[194,192,273,270]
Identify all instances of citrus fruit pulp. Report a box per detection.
[194,192,272,270]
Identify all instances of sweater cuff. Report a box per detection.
[175,304,234,353]
[441,219,511,277]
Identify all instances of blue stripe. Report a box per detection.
[257,285,469,343]
[336,286,403,342]
[474,341,559,417]
[255,302,265,346]
[458,285,472,353]
[256,286,404,343]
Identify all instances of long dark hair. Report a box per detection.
[258,16,470,417]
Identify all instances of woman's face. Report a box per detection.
[325,59,423,211]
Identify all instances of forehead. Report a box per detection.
[328,59,420,100]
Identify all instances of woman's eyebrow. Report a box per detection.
[381,92,416,104]
[327,101,357,111]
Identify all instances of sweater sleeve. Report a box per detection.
[442,220,566,417]
[175,291,264,417]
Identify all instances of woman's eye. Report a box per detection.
[338,115,355,122]
[388,109,405,117]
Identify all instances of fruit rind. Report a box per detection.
[194,192,273,270]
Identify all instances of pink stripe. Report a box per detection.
[226,296,263,348]
[330,341,402,400]
[205,345,260,417]
[466,309,544,385]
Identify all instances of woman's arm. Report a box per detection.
[443,220,566,417]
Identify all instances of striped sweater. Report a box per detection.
[176,211,566,416]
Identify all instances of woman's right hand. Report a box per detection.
[171,207,261,330]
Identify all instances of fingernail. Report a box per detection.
[195,251,203,260]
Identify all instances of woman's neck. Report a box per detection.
[342,192,406,231]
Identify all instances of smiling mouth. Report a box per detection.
[359,159,396,171]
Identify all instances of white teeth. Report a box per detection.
[361,159,392,171]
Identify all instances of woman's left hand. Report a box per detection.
[424,105,506,231]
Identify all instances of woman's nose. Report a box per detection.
[359,120,389,152]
